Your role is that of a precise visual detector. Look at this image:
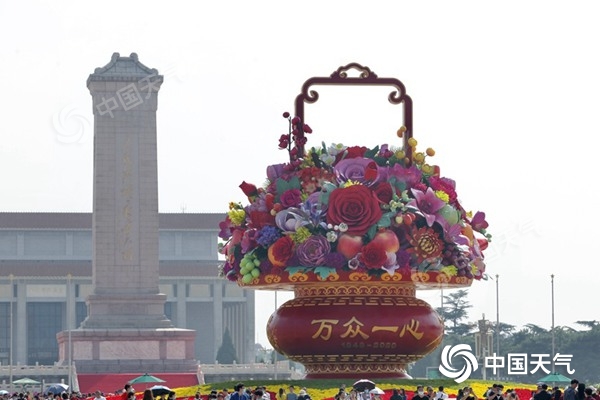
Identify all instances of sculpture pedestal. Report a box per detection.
[56,328,198,373]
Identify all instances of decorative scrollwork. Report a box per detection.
[349,271,372,282]
[381,271,403,282]
[411,272,430,283]
[289,272,309,282]
[293,63,413,160]
[264,274,282,284]
[332,63,378,79]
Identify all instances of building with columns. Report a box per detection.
[0,211,255,368]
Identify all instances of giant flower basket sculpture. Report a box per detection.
[218,64,491,379]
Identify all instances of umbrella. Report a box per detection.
[371,388,385,395]
[0,390,9,395]
[353,379,376,392]
[129,374,166,384]
[539,372,572,384]
[149,385,174,397]
[46,383,69,395]
[13,378,41,385]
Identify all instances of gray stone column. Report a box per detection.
[81,52,170,329]
[15,279,26,364]
[176,280,187,327]
[213,281,223,362]
[57,53,197,375]
[244,290,255,363]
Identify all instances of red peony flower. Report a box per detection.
[326,185,382,236]
[359,240,387,269]
[267,236,295,267]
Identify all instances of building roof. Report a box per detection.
[0,212,225,230]
[88,52,160,82]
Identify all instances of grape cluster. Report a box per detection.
[442,244,474,279]
[239,253,261,283]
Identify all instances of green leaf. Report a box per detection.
[275,178,291,195]
[314,266,337,279]
[364,146,380,159]
[373,155,388,166]
[287,176,302,190]
[365,224,378,241]
[285,266,308,275]
[377,211,397,229]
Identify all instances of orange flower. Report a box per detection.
[407,225,443,263]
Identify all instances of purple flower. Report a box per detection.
[296,235,331,267]
[386,164,423,189]
[395,249,411,270]
[334,157,379,185]
[218,219,232,240]
[256,225,281,247]
[267,163,286,181]
[275,207,311,233]
[325,252,346,269]
[408,187,446,227]
[241,229,258,253]
[470,211,489,232]
[280,188,302,208]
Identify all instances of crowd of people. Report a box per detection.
[4,379,600,400]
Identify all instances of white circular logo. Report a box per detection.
[438,344,479,383]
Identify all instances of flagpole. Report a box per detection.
[496,274,500,377]
[9,274,13,393]
[551,274,555,373]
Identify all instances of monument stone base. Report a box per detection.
[56,328,198,373]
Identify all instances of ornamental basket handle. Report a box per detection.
[293,62,414,161]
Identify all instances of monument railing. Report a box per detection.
[200,361,292,374]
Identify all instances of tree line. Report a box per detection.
[411,289,600,384]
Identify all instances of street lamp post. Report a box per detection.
[9,274,13,392]
[551,274,555,373]
[67,274,72,392]
[495,274,500,377]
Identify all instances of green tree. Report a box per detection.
[216,328,238,364]
[436,289,474,335]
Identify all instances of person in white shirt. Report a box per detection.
[435,387,448,400]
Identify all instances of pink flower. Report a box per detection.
[408,187,446,227]
[280,189,302,208]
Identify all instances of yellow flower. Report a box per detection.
[227,209,246,226]
[441,265,458,276]
[471,263,478,275]
[342,180,362,188]
[292,227,311,243]
[435,190,450,203]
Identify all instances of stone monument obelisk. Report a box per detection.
[57,53,197,374]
